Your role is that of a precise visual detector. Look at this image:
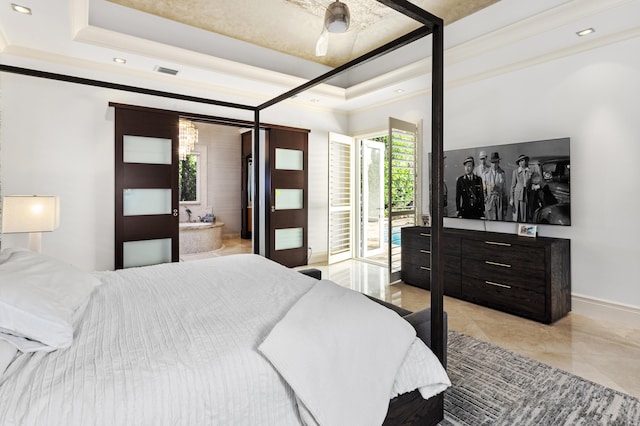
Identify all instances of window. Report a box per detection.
[179,153,200,203]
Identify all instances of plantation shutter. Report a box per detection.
[388,118,419,282]
[328,132,354,264]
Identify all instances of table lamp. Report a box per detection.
[1,195,60,252]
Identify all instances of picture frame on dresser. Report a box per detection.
[518,224,537,238]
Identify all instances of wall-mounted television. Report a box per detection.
[434,137,570,226]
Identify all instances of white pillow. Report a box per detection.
[0,248,99,352]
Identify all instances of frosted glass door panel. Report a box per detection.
[123,239,172,268]
[123,189,172,216]
[275,189,303,210]
[275,148,303,170]
[275,228,303,250]
[123,135,172,164]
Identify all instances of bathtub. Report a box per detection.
[179,222,224,254]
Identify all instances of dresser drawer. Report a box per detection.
[402,229,432,250]
[401,263,430,289]
[461,258,546,293]
[461,239,545,270]
[461,276,546,321]
[402,247,431,267]
[401,227,460,256]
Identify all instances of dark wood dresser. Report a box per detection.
[401,226,571,324]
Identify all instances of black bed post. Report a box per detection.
[253,109,261,255]
[430,19,445,365]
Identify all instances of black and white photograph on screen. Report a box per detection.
[432,138,570,226]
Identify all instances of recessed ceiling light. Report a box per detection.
[113,58,127,64]
[11,3,32,14]
[394,89,405,94]
[576,28,595,37]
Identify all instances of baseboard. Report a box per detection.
[571,293,640,329]
[308,250,328,265]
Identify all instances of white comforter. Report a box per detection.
[0,254,448,425]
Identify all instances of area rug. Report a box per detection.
[439,331,640,425]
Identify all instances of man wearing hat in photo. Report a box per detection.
[483,152,507,220]
[510,154,534,222]
[474,150,490,181]
[455,156,485,219]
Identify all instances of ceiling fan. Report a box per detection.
[315,0,351,57]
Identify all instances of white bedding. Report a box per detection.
[0,254,448,425]
[260,279,449,426]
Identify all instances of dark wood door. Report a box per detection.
[114,106,179,269]
[241,131,252,239]
[267,128,309,267]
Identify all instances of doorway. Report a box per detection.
[359,120,420,282]
[178,122,253,261]
[327,118,419,282]
[360,138,386,264]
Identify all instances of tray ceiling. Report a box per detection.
[107,0,500,67]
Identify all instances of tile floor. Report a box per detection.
[183,239,640,399]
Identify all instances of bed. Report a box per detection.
[0,249,449,425]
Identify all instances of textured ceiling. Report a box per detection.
[107,0,500,67]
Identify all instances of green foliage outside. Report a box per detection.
[179,155,198,202]
[371,134,415,217]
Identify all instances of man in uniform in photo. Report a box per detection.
[483,152,507,220]
[456,156,485,219]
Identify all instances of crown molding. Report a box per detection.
[348,21,640,115]
[446,24,640,91]
[0,45,274,103]
[0,26,8,53]
[346,57,432,100]
[69,0,89,39]
[445,0,634,66]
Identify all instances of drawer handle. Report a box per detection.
[420,233,431,237]
[485,261,511,268]
[485,241,511,247]
[420,250,431,254]
[485,281,511,289]
[420,266,431,271]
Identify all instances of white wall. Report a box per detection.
[350,36,640,310]
[0,65,347,270]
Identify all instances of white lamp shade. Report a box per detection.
[1,196,60,233]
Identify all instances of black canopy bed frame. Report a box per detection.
[0,0,446,423]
